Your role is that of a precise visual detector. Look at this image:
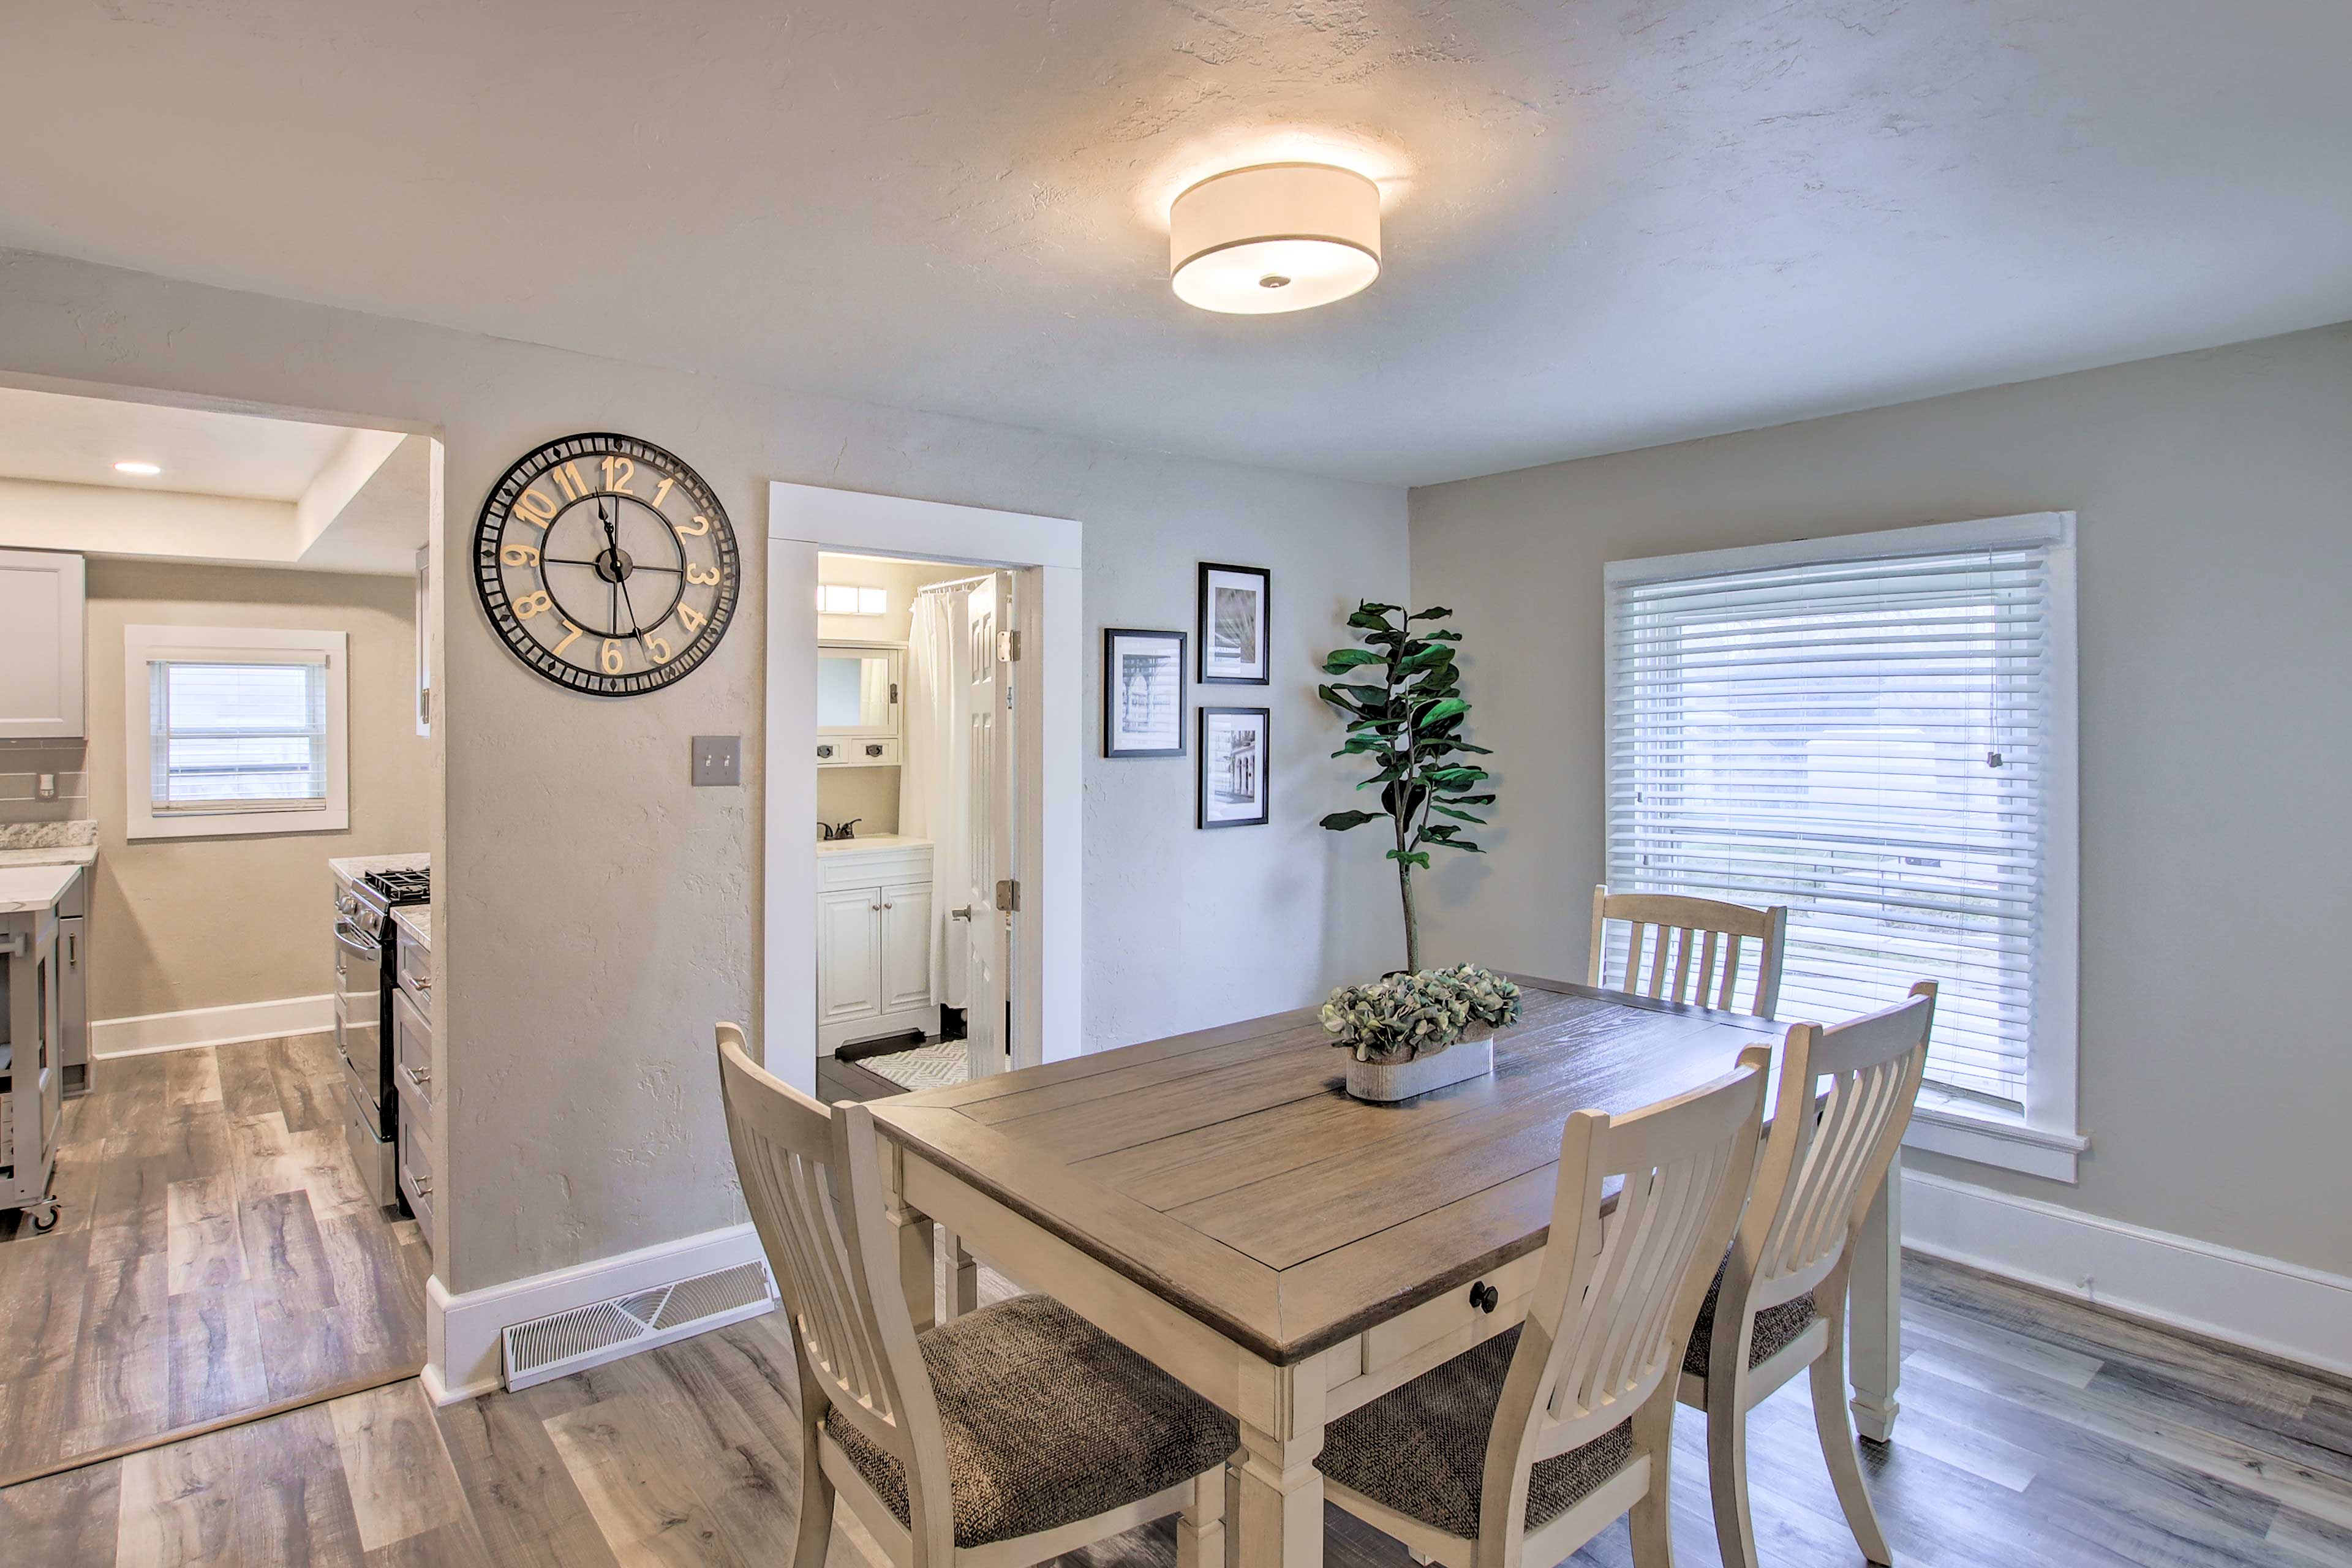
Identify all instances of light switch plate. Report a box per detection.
[692,735,741,787]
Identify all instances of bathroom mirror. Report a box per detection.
[818,645,899,734]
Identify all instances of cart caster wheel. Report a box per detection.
[29,1206,60,1234]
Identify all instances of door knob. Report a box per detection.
[950,907,973,921]
[1468,1281,1499,1314]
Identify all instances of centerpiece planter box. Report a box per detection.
[1344,1028,1494,1102]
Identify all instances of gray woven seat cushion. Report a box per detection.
[1681,1260,1818,1379]
[1316,1327,1635,1539]
[824,1294,1238,1548]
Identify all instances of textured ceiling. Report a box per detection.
[3,1,2349,484]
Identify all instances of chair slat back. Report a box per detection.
[1743,985,1935,1309]
[1477,1060,1767,1548]
[715,1026,938,1465]
[1587,885,1789,1018]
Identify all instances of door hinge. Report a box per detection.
[994,878,1020,913]
[998,630,1021,663]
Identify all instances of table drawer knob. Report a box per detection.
[1469,1281,1499,1314]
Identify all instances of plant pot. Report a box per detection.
[1344,1029,1494,1103]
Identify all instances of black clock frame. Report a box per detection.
[473,432,740,697]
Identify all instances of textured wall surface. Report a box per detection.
[0,249,1407,1294]
[1409,323,2352,1275]
[77,560,433,1019]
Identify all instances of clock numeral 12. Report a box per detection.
[600,455,636,494]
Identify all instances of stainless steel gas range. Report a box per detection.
[332,859,428,1211]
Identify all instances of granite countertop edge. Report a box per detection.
[391,903,432,948]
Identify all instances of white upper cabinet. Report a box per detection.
[0,549,85,739]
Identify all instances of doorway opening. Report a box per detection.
[0,374,445,1487]
[813,552,1019,1098]
[764,480,1082,1098]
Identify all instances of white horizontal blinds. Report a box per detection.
[1607,545,2052,1106]
[148,655,330,813]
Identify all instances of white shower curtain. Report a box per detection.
[902,581,973,1009]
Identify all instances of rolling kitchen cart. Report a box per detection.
[0,892,66,1233]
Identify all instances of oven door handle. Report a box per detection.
[334,920,381,968]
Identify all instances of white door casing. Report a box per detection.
[765,482,1081,1096]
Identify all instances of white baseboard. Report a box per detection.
[1901,1167,2352,1380]
[423,1223,770,1404]
[92,992,334,1058]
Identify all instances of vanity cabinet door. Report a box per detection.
[817,886,884,1028]
[878,881,932,1014]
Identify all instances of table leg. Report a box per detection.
[881,1147,938,1333]
[1232,1359,1325,1568]
[939,1227,980,1321]
[1849,1149,1902,1442]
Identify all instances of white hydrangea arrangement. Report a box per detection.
[1322,964,1522,1065]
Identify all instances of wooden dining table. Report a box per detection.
[865,974,1905,1568]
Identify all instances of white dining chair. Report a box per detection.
[1676,983,1937,1568]
[1311,1058,1770,1568]
[1588,884,1790,1019]
[714,1023,1237,1568]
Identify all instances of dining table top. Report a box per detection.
[866,974,1787,1367]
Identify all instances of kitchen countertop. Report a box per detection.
[0,863,80,915]
[816,834,931,853]
[0,842,97,869]
[391,903,431,948]
[0,820,99,869]
[329,852,430,887]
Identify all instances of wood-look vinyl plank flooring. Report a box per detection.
[0,1037,429,1485]
[9,1254,2350,1567]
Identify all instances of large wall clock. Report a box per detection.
[473,432,740,696]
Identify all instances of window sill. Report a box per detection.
[128,806,349,841]
[1904,1089,2087,1183]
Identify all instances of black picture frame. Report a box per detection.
[1197,562,1271,685]
[1102,628,1188,758]
[1197,706,1272,828]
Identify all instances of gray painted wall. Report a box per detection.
[0,250,1408,1294]
[1408,323,2352,1275]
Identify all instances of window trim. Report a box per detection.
[124,624,352,841]
[1604,511,2082,1181]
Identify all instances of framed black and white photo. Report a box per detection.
[1198,563,1270,685]
[1102,628,1186,758]
[1198,706,1271,828]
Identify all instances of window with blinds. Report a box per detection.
[147,657,331,815]
[1605,517,2076,1110]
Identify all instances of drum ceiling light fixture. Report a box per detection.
[1169,162,1382,315]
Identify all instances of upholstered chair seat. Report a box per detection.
[1681,1264,1817,1378]
[1317,1328,1635,1538]
[827,1293,1239,1548]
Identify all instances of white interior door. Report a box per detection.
[962,572,1017,1076]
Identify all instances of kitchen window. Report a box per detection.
[1604,513,2084,1179]
[124,625,350,840]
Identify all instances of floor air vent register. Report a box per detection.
[502,1259,779,1391]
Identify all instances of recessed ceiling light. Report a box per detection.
[1170,163,1382,315]
[113,461,162,476]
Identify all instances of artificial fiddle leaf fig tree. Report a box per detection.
[1317,603,1494,974]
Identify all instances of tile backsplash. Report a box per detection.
[0,741,91,824]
